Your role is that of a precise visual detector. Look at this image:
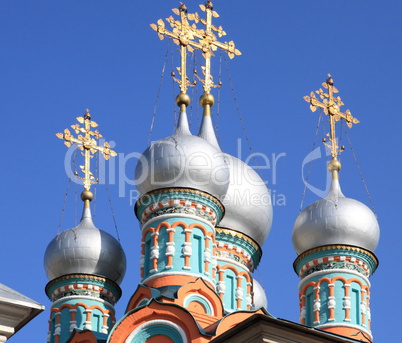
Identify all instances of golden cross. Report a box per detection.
[151,3,197,94]
[193,1,241,93]
[56,109,117,191]
[151,2,241,95]
[304,74,360,159]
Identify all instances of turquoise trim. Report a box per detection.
[47,275,118,343]
[294,246,378,276]
[184,295,213,315]
[130,324,184,343]
[46,274,121,304]
[300,270,371,331]
[107,299,214,342]
[215,230,261,269]
[216,259,250,312]
[135,188,224,223]
[50,301,113,343]
[142,217,214,283]
[224,271,236,311]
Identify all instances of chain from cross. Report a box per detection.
[304,74,360,158]
[151,1,241,94]
[56,109,117,191]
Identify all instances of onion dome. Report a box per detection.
[292,160,380,255]
[135,98,230,199]
[218,154,273,247]
[44,192,126,285]
[196,93,272,246]
[252,279,268,310]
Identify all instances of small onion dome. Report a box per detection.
[44,203,126,285]
[135,108,230,199]
[252,279,268,310]
[292,178,380,255]
[218,155,273,247]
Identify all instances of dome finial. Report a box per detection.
[198,92,220,149]
[56,109,117,197]
[80,190,93,209]
[175,92,192,135]
[328,157,341,180]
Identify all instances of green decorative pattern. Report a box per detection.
[46,274,122,305]
[215,227,262,269]
[135,188,224,225]
[294,245,378,277]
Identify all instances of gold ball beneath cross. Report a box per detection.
[328,159,342,173]
[176,93,191,107]
[200,93,215,107]
[81,190,93,202]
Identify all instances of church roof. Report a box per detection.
[210,314,368,343]
[0,283,44,339]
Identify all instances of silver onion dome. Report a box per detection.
[135,109,230,199]
[219,155,273,247]
[292,178,380,255]
[252,278,268,310]
[44,206,126,285]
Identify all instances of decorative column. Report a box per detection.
[214,228,262,312]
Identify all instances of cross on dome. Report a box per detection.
[56,109,117,193]
[304,75,361,179]
[304,75,360,160]
[151,1,241,95]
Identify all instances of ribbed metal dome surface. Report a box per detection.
[252,278,268,310]
[135,111,230,199]
[218,155,273,246]
[292,179,380,255]
[44,207,126,284]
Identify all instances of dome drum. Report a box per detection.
[215,227,262,271]
[45,274,122,305]
[293,244,379,279]
[135,187,225,227]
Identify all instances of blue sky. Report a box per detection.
[1,1,400,342]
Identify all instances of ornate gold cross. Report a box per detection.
[192,1,241,93]
[56,109,117,191]
[304,74,360,159]
[151,2,241,95]
[151,3,197,94]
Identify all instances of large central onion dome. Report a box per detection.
[292,177,380,255]
[135,106,230,199]
[219,154,273,247]
[44,201,126,285]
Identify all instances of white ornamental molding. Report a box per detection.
[328,296,336,309]
[183,242,192,257]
